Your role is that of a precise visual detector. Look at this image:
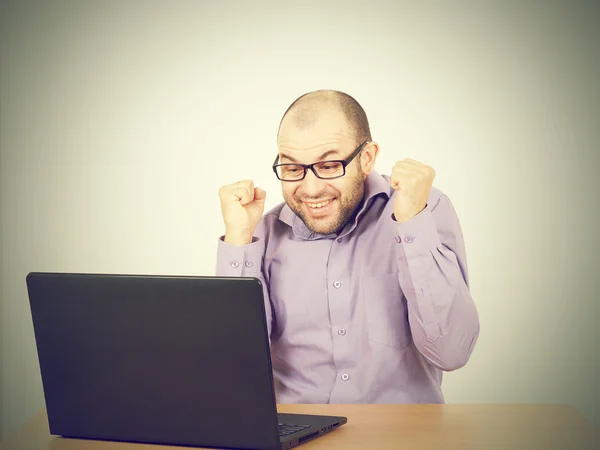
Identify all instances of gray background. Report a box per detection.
[1,0,599,441]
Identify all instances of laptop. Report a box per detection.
[26,272,347,450]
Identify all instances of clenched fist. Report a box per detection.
[390,158,436,223]
[218,179,266,246]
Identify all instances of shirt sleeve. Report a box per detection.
[215,224,274,340]
[394,193,480,371]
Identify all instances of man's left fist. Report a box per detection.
[390,158,436,223]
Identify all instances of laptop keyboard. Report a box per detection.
[278,422,311,437]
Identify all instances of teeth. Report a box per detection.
[307,200,332,209]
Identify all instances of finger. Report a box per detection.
[392,163,433,183]
[254,187,267,202]
[390,175,404,190]
[390,168,415,190]
[237,179,254,187]
[392,161,414,173]
[234,179,255,193]
[400,159,435,177]
[226,179,254,204]
[391,167,413,180]
[393,160,423,171]
[234,186,254,205]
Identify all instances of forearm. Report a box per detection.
[394,196,480,371]
[399,248,479,371]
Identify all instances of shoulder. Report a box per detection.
[263,202,286,224]
[254,202,287,238]
[428,185,448,207]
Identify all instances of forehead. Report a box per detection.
[277,109,354,155]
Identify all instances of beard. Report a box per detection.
[283,169,366,235]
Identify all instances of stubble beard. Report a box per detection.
[284,170,366,235]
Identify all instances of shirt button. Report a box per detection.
[333,281,342,288]
[231,261,239,268]
[341,373,349,381]
[244,261,253,267]
[395,236,401,243]
[338,328,346,336]
[404,236,414,243]
[337,238,342,243]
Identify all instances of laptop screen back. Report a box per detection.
[26,273,281,450]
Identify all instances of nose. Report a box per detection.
[299,169,328,197]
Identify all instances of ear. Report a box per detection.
[360,141,380,175]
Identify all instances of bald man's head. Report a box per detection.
[278,90,372,144]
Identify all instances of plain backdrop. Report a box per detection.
[1,0,599,440]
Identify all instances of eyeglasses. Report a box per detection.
[272,140,369,182]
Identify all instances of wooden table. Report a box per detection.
[1,404,598,450]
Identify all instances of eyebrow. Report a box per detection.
[279,149,341,163]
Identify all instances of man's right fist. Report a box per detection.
[218,179,266,246]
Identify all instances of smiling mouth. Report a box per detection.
[304,199,334,210]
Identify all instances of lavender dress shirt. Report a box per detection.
[216,171,480,404]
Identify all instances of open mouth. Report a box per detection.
[303,198,335,216]
[305,199,333,209]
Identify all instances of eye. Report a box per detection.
[284,166,302,174]
[278,165,305,180]
[317,162,342,172]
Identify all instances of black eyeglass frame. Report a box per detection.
[272,140,370,182]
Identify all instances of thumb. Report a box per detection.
[254,187,267,203]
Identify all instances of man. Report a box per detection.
[216,90,479,404]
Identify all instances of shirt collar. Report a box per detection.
[278,170,391,241]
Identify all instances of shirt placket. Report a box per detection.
[326,237,354,402]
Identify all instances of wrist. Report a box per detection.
[393,204,427,223]
[224,228,254,246]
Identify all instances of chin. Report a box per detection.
[304,217,342,235]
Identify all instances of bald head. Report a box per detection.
[278,90,372,144]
